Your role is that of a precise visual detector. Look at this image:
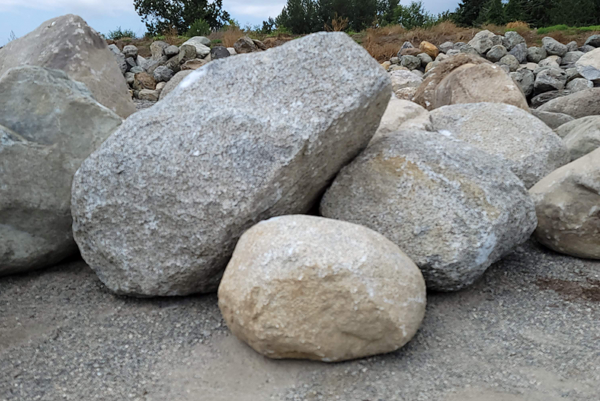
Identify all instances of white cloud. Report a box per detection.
[0,0,136,16]
[224,0,285,19]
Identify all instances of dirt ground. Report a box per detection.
[1,240,599,401]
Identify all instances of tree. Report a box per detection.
[505,0,525,22]
[134,0,230,36]
[478,0,506,25]
[453,0,487,26]
[550,0,597,26]
[349,0,379,31]
[395,1,436,29]
[525,0,555,27]
[377,0,400,25]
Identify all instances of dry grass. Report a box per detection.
[221,26,245,47]
[162,26,180,46]
[325,14,349,32]
[506,21,530,34]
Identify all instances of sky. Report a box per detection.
[0,0,460,46]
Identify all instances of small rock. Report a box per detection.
[531,110,575,130]
[210,46,230,60]
[177,44,197,63]
[504,31,526,50]
[150,41,169,60]
[439,41,454,54]
[181,59,209,70]
[535,69,567,93]
[182,37,211,58]
[123,45,138,58]
[584,34,600,47]
[234,36,260,54]
[164,45,180,57]
[499,54,520,72]
[468,30,495,54]
[509,43,528,64]
[566,77,593,92]
[417,53,433,67]
[401,55,421,70]
[132,72,156,91]
[510,68,535,96]
[153,66,174,83]
[528,47,547,63]
[419,41,439,58]
[137,88,160,101]
[486,45,507,62]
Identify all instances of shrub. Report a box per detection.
[107,27,137,40]
[187,19,211,37]
[506,20,530,33]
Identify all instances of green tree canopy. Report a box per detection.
[134,0,230,36]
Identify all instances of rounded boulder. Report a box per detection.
[218,215,426,362]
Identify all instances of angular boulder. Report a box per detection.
[0,67,122,276]
[530,149,600,259]
[320,130,537,292]
[218,215,426,362]
[543,37,568,57]
[430,103,570,188]
[71,32,391,297]
[468,30,496,55]
[531,110,575,130]
[182,37,211,58]
[0,15,136,119]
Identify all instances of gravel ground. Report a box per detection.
[1,240,599,401]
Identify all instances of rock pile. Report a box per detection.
[384,30,600,114]
[3,15,600,364]
[109,36,265,102]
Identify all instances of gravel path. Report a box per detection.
[1,240,599,401]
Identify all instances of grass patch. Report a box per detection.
[107,27,137,40]
[537,24,600,35]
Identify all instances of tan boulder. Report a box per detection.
[530,148,600,259]
[181,58,209,70]
[414,54,529,111]
[420,41,439,59]
[132,72,156,91]
[370,97,431,145]
[218,215,426,362]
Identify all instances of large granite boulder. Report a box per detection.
[0,15,135,119]
[430,103,570,188]
[71,32,391,297]
[158,70,194,100]
[562,117,600,161]
[538,89,600,119]
[320,130,537,292]
[530,148,600,259]
[218,215,426,362]
[413,53,528,111]
[0,67,122,276]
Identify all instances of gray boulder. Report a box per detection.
[182,37,211,58]
[468,30,496,55]
[527,47,547,63]
[566,41,579,52]
[531,110,575,130]
[531,90,571,108]
[210,46,230,60]
[70,32,391,297]
[0,15,135,119]
[150,41,169,60]
[509,43,528,64]
[543,37,568,57]
[320,130,537,292]
[439,42,454,54]
[153,65,174,82]
[234,36,260,54]
[585,35,600,48]
[555,116,600,138]
[566,78,593,92]
[499,54,520,72]
[177,44,197,64]
[510,68,535,96]
[0,66,121,276]
[561,51,584,66]
[580,45,596,53]
[563,118,600,161]
[429,103,569,188]
[123,45,138,58]
[535,69,567,93]
[164,45,180,58]
[486,45,507,62]
[417,53,433,67]
[539,88,600,118]
[401,55,421,70]
[504,31,526,50]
